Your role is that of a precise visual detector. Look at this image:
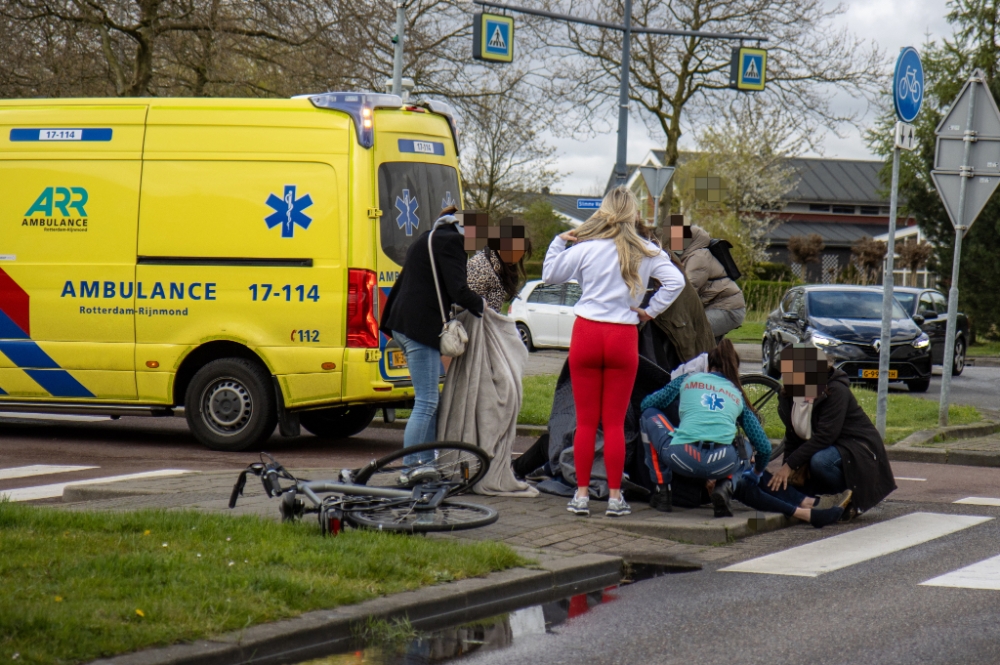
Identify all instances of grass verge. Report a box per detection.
[0,503,526,665]
[968,340,1000,357]
[519,374,981,444]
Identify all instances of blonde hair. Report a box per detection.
[574,186,659,297]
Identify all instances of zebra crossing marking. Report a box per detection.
[954,497,1000,507]
[921,554,1000,590]
[0,464,97,480]
[0,469,191,502]
[720,512,993,577]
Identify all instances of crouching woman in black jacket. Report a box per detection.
[380,206,484,460]
[768,345,896,516]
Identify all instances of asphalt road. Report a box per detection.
[462,498,1000,665]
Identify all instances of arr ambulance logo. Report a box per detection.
[22,186,90,233]
[265,185,313,238]
[0,268,93,398]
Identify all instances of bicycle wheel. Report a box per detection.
[345,499,499,533]
[351,441,490,496]
[740,373,784,462]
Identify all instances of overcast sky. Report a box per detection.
[547,0,955,193]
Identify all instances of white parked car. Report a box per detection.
[507,280,580,350]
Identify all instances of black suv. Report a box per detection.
[762,285,933,392]
[892,287,969,376]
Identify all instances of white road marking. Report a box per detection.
[954,497,1000,506]
[0,465,97,480]
[720,512,993,577]
[921,554,1000,590]
[0,470,192,502]
[895,477,926,481]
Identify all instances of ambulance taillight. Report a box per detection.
[346,269,379,347]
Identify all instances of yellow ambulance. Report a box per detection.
[0,93,462,450]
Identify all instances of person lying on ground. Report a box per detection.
[639,340,846,527]
[770,345,897,518]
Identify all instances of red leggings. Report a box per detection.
[568,317,639,491]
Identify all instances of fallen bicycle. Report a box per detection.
[229,441,498,534]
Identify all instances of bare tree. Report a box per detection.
[851,235,887,285]
[788,233,824,263]
[896,238,934,287]
[459,70,561,217]
[555,0,885,198]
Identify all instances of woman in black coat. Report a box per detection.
[380,206,484,455]
[769,365,896,514]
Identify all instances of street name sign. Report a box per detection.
[473,13,514,63]
[639,166,676,199]
[730,47,767,91]
[894,47,924,123]
[576,198,602,210]
[931,71,1000,231]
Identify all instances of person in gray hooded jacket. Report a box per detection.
[679,225,746,340]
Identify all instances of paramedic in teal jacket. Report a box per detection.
[640,340,844,528]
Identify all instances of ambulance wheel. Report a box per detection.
[185,358,277,451]
[300,406,378,440]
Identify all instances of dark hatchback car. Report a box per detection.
[762,285,933,392]
[892,287,969,376]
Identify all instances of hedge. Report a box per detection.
[738,279,796,313]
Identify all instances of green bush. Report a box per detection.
[752,262,799,282]
[738,279,795,313]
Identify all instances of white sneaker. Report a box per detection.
[606,497,632,517]
[567,495,590,516]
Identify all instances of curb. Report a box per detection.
[609,510,788,545]
[966,356,1000,368]
[88,553,625,665]
[370,418,547,439]
[887,421,1000,467]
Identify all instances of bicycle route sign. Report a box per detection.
[894,47,924,123]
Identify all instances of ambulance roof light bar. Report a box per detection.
[306,92,403,148]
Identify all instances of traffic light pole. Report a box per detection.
[391,2,406,97]
[472,0,766,186]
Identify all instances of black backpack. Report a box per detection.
[708,238,742,281]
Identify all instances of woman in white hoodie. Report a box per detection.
[542,186,684,517]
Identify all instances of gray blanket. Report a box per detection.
[438,306,538,497]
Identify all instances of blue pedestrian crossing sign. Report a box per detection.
[730,47,767,92]
[473,13,514,63]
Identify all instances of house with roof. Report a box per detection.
[604,150,916,283]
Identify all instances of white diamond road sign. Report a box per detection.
[931,71,1000,231]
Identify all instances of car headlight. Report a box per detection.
[811,333,842,348]
[912,333,930,349]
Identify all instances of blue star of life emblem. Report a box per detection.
[701,392,726,411]
[265,185,313,238]
[396,189,420,236]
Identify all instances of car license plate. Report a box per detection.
[387,350,408,370]
[860,369,897,379]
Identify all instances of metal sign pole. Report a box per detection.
[391,2,406,97]
[875,144,901,437]
[614,0,633,186]
[939,76,978,426]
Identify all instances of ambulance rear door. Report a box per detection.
[372,110,462,383]
[0,105,144,401]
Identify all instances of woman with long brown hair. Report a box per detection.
[639,340,848,527]
[543,186,685,517]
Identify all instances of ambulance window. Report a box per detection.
[378,163,462,266]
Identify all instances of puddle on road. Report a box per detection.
[301,564,694,665]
